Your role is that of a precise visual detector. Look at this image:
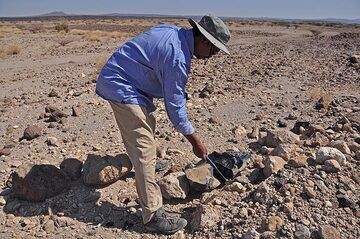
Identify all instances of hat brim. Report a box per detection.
[188,18,230,55]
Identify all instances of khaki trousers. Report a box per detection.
[109,102,163,224]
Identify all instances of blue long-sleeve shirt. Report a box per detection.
[96,25,195,135]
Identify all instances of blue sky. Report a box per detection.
[0,0,359,19]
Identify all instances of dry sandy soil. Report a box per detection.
[0,17,359,238]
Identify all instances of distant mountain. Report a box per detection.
[320,18,360,24]
[38,11,68,17]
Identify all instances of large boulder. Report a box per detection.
[82,154,132,186]
[60,158,83,180]
[158,172,189,199]
[11,164,70,202]
[316,147,346,165]
[265,130,300,148]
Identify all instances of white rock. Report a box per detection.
[316,147,346,165]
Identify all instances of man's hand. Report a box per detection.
[184,133,207,159]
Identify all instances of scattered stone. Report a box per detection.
[190,204,221,231]
[0,196,6,206]
[48,89,59,97]
[270,144,299,161]
[0,148,11,156]
[21,125,42,140]
[156,145,166,159]
[349,54,359,63]
[336,194,355,208]
[263,215,284,231]
[319,225,341,239]
[173,230,186,239]
[248,126,259,139]
[60,158,83,180]
[294,224,310,239]
[304,186,316,198]
[329,140,351,155]
[322,160,341,173]
[155,159,169,172]
[277,118,287,127]
[316,147,346,165]
[11,164,70,202]
[253,182,270,204]
[233,125,247,138]
[283,202,294,213]
[242,228,260,239]
[224,182,245,194]
[82,154,132,186]
[292,121,310,134]
[158,172,189,199]
[348,142,360,153]
[43,219,55,233]
[166,148,185,155]
[263,156,286,177]
[288,154,308,168]
[46,137,59,147]
[185,163,220,192]
[265,130,300,148]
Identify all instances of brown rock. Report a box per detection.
[60,158,83,180]
[322,160,341,173]
[185,163,220,192]
[288,154,308,168]
[329,140,351,155]
[263,156,286,177]
[348,142,360,153]
[11,164,70,202]
[266,130,300,148]
[319,225,341,239]
[263,215,284,231]
[71,105,81,117]
[22,125,42,140]
[248,126,259,139]
[304,186,316,198]
[0,148,11,156]
[271,144,299,161]
[190,204,221,231]
[48,89,59,97]
[283,202,294,213]
[158,172,189,199]
[82,154,132,186]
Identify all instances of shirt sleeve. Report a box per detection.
[161,60,195,135]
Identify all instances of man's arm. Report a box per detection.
[184,133,208,159]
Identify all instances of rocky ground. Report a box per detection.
[0,17,359,239]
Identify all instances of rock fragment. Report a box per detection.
[190,204,221,231]
[263,156,286,177]
[82,154,132,186]
[319,225,341,239]
[262,215,284,231]
[22,125,42,140]
[0,148,11,156]
[185,164,220,192]
[316,147,346,165]
[265,130,300,148]
[322,160,341,173]
[294,224,310,239]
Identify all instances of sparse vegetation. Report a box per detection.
[58,39,74,46]
[55,22,69,33]
[309,29,322,36]
[0,44,22,57]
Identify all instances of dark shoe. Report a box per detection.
[145,208,187,234]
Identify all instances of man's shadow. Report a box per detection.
[2,154,147,234]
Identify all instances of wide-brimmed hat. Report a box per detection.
[188,15,230,55]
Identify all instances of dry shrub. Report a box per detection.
[70,29,87,35]
[108,31,130,39]
[308,87,333,109]
[6,44,21,55]
[28,24,45,33]
[0,47,6,58]
[0,26,23,34]
[84,30,104,42]
[55,22,69,33]
[95,55,109,72]
[59,39,74,46]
